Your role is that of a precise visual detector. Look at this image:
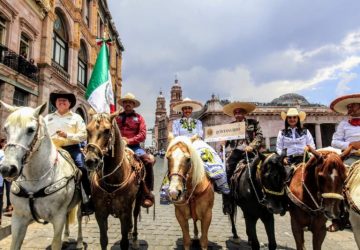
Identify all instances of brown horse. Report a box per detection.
[84,112,144,250]
[166,135,214,250]
[287,146,351,250]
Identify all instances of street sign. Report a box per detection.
[204,122,245,142]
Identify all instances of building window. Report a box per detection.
[0,15,6,45]
[78,42,87,86]
[97,14,104,38]
[13,87,28,106]
[19,33,30,59]
[83,0,91,27]
[52,12,68,70]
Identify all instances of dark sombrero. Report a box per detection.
[50,90,76,109]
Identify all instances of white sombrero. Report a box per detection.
[223,101,256,117]
[118,93,141,108]
[281,108,306,122]
[172,98,203,112]
[330,94,360,114]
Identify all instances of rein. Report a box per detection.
[246,151,266,205]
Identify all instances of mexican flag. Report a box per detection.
[85,39,115,113]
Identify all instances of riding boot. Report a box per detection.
[284,165,295,183]
[140,154,155,208]
[79,167,94,216]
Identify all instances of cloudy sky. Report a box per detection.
[108,0,360,128]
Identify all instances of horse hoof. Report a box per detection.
[76,243,84,249]
[230,237,241,244]
[132,240,140,249]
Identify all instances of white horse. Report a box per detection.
[0,101,83,250]
[344,159,360,248]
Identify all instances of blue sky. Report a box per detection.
[108,0,360,128]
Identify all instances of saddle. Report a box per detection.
[58,148,82,184]
[125,148,145,184]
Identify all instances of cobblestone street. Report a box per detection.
[0,158,357,249]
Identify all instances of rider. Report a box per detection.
[44,90,93,216]
[222,101,263,214]
[331,93,360,166]
[276,108,315,166]
[116,93,155,208]
[171,98,230,194]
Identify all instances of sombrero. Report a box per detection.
[172,98,203,112]
[330,94,360,114]
[118,93,141,108]
[281,108,306,122]
[223,101,256,117]
[50,90,76,109]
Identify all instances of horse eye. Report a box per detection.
[104,129,110,135]
[27,127,35,134]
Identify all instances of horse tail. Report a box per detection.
[67,205,78,224]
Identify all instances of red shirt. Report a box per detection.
[116,112,146,145]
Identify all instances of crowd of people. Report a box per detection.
[0,90,359,232]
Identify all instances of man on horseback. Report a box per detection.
[45,90,93,215]
[222,101,263,214]
[331,93,360,166]
[116,93,155,208]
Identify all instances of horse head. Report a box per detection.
[0,101,47,180]
[84,110,121,172]
[166,135,205,203]
[306,146,348,219]
[257,149,287,215]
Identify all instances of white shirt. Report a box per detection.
[172,118,204,138]
[0,149,4,186]
[276,128,315,156]
[332,119,360,150]
[44,111,87,148]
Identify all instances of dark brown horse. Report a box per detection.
[287,146,351,250]
[84,112,144,250]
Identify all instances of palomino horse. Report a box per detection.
[166,135,214,250]
[0,102,83,250]
[343,155,360,248]
[228,150,287,250]
[84,112,143,250]
[287,146,350,250]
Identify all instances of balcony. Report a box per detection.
[0,43,39,83]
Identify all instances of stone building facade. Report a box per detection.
[0,0,123,138]
[154,90,347,152]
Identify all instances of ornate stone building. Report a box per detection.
[154,91,347,152]
[0,0,123,138]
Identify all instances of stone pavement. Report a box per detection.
[0,158,357,249]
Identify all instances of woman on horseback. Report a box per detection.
[276,108,315,166]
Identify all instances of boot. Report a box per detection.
[140,154,155,208]
[79,169,94,216]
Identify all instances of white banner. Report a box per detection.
[204,122,245,142]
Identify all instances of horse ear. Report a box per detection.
[110,109,122,122]
[168,132,174,142]
[340,146,352,161]
[88,108,96,120]
[33,102,47,117]
[0,100,19,112]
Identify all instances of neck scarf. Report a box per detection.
[349,118,360,126]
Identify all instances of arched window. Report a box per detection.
[76,108,87,123]
[78,41,87,86]
[52,11,68,70]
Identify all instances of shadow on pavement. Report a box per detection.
[110,239,149,249]
[46,240,89,250]
[174,238,222,249]
[225,238,296,250]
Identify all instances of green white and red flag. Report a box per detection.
[85,39,115,113]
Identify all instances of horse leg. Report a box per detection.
[229,208,240,243]
[51,214,67,250]
[175,208,191,250]
[260,213,276,250]
[10,215,32,250]
[132,199,141,250]
[95,212,109,250]
[193,220,199,239]
[244,214,260,250]
[76,204,84,249]
[290,214,305,250]
[119,208,133,250]
[199,211,212,250]
[63,216,70,243]
[311,219,326,250]
[350,210,360,248]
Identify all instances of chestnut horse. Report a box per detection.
[166,135,214,250]
[84,112,144,250]
[344,156,360,248]
[287,146,350,250]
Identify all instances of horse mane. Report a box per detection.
[6,107,37,127]
[167,136,205,186]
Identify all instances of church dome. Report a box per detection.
[270,93,310,106]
